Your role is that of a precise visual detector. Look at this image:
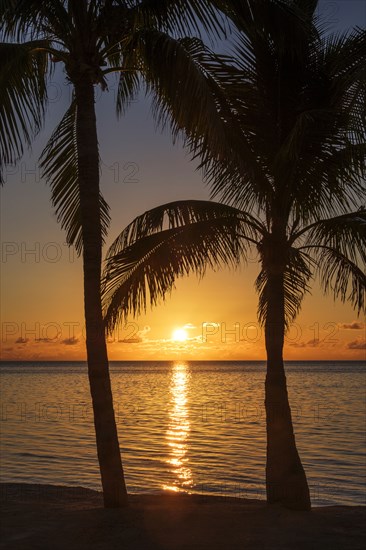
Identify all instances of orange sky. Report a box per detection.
[1,251,365,361]
[1,101,365,363]
[1,3,365,363]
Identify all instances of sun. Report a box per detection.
[172,328,188,342]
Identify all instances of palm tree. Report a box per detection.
[0,0,237,507]
[102,2,366,510]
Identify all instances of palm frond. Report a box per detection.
[130,30,272,212]
[309,247,365,315]
[189,6,366,224]
[297,210,366,263]
[282,27,366,222]
[128,0,227,39]
[116,70,140,117]
[1,0,70,42]
[107,199,263,257]
[102,200,261,333]
[0,40,48,183]
[298,210,366,313]
[39,100,110,255]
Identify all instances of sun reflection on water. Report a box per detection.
[162,362,193,492]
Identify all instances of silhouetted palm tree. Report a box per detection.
[0,0,232,507]
[102,2,366,510]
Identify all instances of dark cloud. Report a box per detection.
[61,337,79,346]
[307,339,320,347]
[15,337,29,344]
[289,342,306,348]
[339,322,365,330]
[289,339,322,348]
[119,337,142,344]
[347,340,366,350]
[35,338,53,343]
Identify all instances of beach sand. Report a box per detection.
[0,483,365,549]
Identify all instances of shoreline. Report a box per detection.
[1,483,365,549]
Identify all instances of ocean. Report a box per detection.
[0,361,365,506]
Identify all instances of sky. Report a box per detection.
[1,0,365,361]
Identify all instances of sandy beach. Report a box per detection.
[0,483,365,550]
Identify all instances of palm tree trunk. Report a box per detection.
[264,270,311,510]
[74,76,128,508]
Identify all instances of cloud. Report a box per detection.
[339,322,365,330]
[120,337,142,344]
[288,339,321,348]
[35,338,54,343]
[61,337,79,346]
[183,323,196,330]
[118,325,151,343]
[347,339,366,350]
[15,337,29,344]
[289,342,306,348]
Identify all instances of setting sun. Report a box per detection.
[172,328,188,342]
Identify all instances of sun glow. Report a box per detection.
[172,328,188,342]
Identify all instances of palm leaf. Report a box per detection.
[311,247,365,315]
[0,40,47,183]
[127,30,271,213]
[298,210,366,313]
[98,0,228,73]
[190,8,366,224]
[127,0,226,39]
[102,200,261,332]
[116,70,141,117]
[107,199,262,256]
[39,100,110,255]
[1,0,70,41]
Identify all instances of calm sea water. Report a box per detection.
[0,361,365,506]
